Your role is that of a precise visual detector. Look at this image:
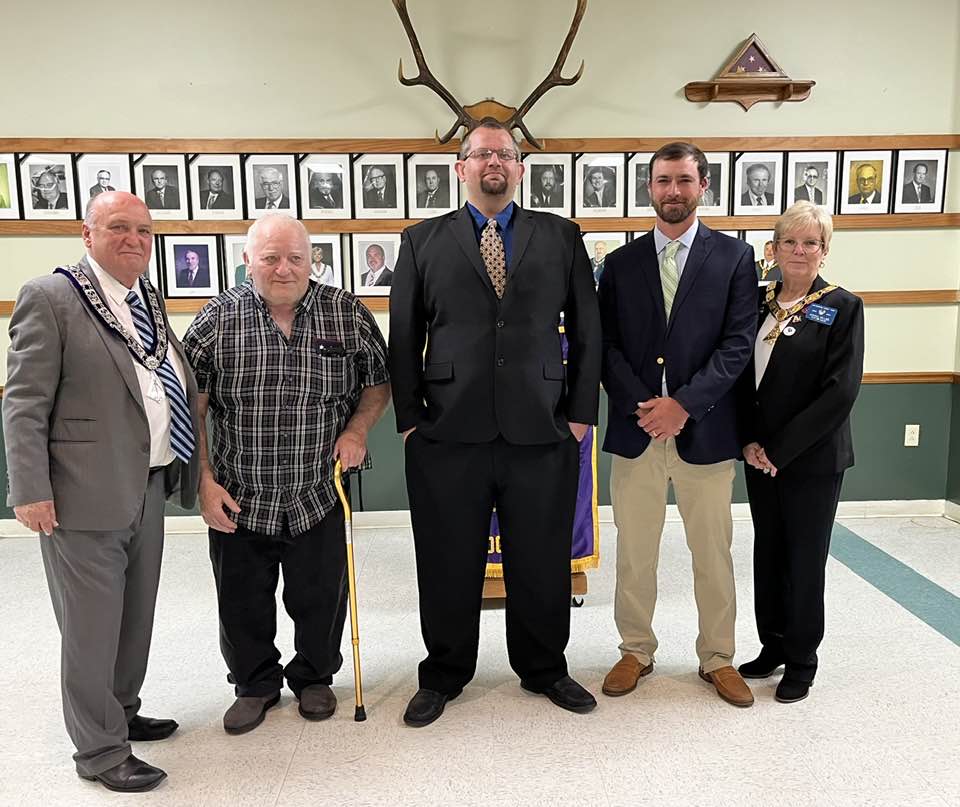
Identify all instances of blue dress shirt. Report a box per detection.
[466,201,516,269]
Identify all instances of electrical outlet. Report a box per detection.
[904,424,920,447]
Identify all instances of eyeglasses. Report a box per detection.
[464,148,519,163]
[261,181,283,189]
[778,238,823,253]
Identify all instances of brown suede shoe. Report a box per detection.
[602,656,654,696]
[699,666,754,707]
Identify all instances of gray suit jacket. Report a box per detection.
[3,257,200,531]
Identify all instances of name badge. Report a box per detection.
[805,304,838,325]
[316,339,346,357]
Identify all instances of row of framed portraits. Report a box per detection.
[0,147,950,222]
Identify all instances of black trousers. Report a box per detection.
[208,502,348,698]
[404,432,580,693]
[744,465,844,684]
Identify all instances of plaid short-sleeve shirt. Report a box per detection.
[183,280,389,536]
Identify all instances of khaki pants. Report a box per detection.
[611,438,736,673]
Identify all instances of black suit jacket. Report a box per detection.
[417,187,450,208]
[363,186,397,208]
[35,193,69,210]
[200,189,235,209]
[584,186,617,207]
[740,191,775,206]
[794,185,824,204]
[309,187,343,208]
[177,267,210,288]
[359,267,393,287]
[599,223,757,464]
[847,191,881,205]
[736,276,864,474]
[145,186,181,210]
[902,182,933,204]
[389,205,601,445]
[89,184,116,197]
[254,194,290,210]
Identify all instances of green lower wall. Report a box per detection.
[0,383,953,519]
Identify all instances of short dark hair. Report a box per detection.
[458,119,520,160]
[647,142,708,182]
[913,162,928,174]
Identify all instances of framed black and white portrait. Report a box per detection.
[223,234,249,290]
[408,154,457,218]
[352,233,401,295]
[733,152,783,215]
[21,154,77,220]
[575,153,625,217]
[522,153,571,215]
[627,152,654,217]
[698,152,731,216]
[300,154,351,220]
[0,153,20,220]
[308,236,344,288]
[76,154,132,214]
[134,155,188,221]
[839,150,892,215]
[744,229,780,285]
[245,155,296,219]
[786,151,837,210]
[894,149,947,214]
[583,232,626,287]
[162,235,221,299]
[354,155,405,219]
[190,155,242,220]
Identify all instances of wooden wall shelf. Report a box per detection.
[684,79,814,110]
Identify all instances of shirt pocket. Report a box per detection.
[307,354,352,400]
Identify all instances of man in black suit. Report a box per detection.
[89,170,116,198]
[362,167,396,208]
[416,168,449,209]
[740,164,774,206]
[254,167,290,210]
[358,244,393,287]
[902,163,933,204]
[390,120,601,727]
[144,169,180,210]
[583,167,617,207]
[176,250,210,288]
[847,164,881,205]
[794,165,824,205]
[199,169,235,210]
[35,170,69,209]
[308,172,343,209]
[530,165,563,208]
[598,142,757,708]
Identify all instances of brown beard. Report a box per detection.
[652,195,697,224]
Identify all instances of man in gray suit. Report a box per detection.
[3,191,200,793]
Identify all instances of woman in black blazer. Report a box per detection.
[736,201,864,703]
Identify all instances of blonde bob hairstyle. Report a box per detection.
[774,200,834,253]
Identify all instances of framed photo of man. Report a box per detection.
[76,154,132,215]
[786,151,837,211]
[190,155,242,220]
[522,153,571,215]
[894,149,947,214]
[300,154,351,220]
[575,153,625,217]
[626,153,654,217]
[309,235,344,288]
[733,152,783,216]
[20,155,77,220]
[0,154,21,219]
[162,235,221,299]
[134,155,188,221]
[698,152,731,216]
[245,155,296,219]
[408,154,457,219]
[839,150,892,215]
[352,233,400,296]
[354,155,405,219]
[223,234,249,290]
[583,232,626,287]
[744,229,780,285]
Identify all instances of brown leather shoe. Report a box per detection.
[699,666,754,707]
[602,655,654,696]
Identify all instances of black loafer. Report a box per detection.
[127,715,179,741]
[79,754,167,793]
[738,651,784,679]
[775,678,811,703]
[403,687,462,727]
[521,675,597,714]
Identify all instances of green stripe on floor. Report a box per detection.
[830,522,960,647]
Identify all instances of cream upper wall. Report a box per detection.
[3,0,959,137]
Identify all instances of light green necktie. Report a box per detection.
[661,240,681,318]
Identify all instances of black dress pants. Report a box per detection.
[404,432,580,694]
[208,502,348,697]
[744,465,844,684]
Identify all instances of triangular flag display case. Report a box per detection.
[684,34,815,110]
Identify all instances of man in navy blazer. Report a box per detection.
[598,142,757,707]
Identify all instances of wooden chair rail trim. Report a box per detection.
[1,135,958,153]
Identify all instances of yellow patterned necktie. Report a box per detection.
[480,218,506,298]
[660,240,681,317]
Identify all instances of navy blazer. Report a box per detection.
[599,223,756,464]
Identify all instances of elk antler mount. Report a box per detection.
[392,0,587,150]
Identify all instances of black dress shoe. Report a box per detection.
[128,714,179,741]
[521,675,597,714]
[79,754,167,793]
[403,687,462,727]
[738,650,784,679]
[775,678,811,703]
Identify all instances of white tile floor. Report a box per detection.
[0,516,957,806]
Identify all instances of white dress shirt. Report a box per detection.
[653,218,699,396]
[89,256,189,467]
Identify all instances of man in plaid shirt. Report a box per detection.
[183,214,390,735]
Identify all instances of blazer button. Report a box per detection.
[497,320,504,328]
[656,357,664,365]
[496,357,505,367]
